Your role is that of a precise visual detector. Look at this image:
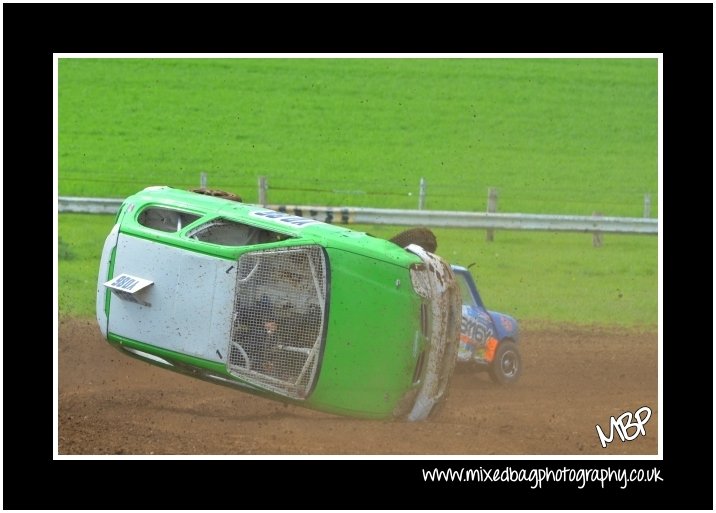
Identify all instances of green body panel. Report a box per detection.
[103,244,116,318]
[309,248,425,417]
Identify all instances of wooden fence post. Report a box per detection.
[258,176,268,206]
[418,177,426,210]
[486,187,498,241]
[643,193,651,218]
[592,211,603,247]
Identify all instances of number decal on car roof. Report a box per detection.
[250,210,320,228]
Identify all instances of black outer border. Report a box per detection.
[4,2,711,510]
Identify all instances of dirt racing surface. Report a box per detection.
[58,318,658,456]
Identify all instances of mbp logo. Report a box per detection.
[595,406,652,448]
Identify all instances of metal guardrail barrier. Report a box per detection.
[58,196,658,235]
[59,197,123,214]
[267,205,658,234]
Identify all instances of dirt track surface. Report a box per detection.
[59,318,658,456]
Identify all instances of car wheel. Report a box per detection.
[389,227,438,253]
[488,340,522,385]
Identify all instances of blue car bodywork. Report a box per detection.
[452,265,522,384]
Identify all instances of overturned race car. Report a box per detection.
[97,186,462,421]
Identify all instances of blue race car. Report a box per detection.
[452,265,521,384]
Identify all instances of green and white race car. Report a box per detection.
[97,186,462,420]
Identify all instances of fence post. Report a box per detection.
[258,176,268,206]
[200,172,207,189]
[592,211,603,247]
[643,193,651,218]
[486,187,498,241]
[418,177,426,210]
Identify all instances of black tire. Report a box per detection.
[389,227,438,253]
[488,340,522,385]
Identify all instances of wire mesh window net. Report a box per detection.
[228,245,327,399]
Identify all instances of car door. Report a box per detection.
[103,206,237,366]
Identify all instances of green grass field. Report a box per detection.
[58,58,658,327]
